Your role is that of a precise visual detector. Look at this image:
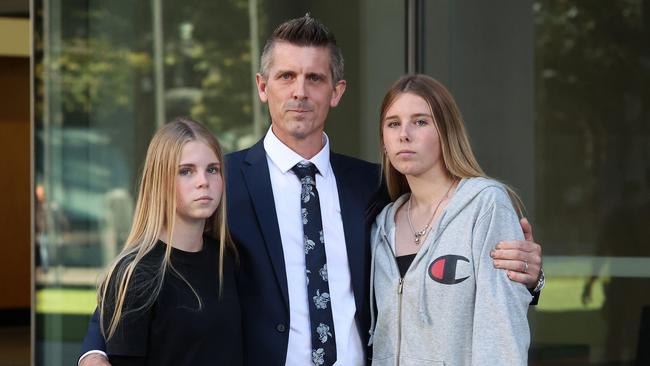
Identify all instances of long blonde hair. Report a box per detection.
[379,74,525,216]
[97,116,234,340]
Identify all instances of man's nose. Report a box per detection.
[292,76,307,99]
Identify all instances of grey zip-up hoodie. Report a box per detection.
[369,177,531,366]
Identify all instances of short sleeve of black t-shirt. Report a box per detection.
[104,236,242,366]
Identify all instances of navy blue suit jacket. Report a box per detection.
[227,139,387,364]
[79,138,389,365]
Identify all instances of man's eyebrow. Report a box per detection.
[273,69,294,77]
[306,71,327,78]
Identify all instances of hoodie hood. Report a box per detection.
[375,177,509,247]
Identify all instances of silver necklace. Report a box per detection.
[406,179,456,245]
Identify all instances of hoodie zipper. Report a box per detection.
[396,277,404,366]
[382,229,405,366]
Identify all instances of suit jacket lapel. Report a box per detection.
[241,139,290,311]
[331,153,367,313]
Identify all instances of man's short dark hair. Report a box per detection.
[260,14,344,83]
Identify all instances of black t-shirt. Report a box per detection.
[104,236,242,366]
[396,253,416,278]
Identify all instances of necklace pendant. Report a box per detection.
[407,179,456,247]
[414,230,426,245]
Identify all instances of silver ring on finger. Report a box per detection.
[523,260,529,273]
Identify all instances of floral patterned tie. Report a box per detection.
[292,162,337,366]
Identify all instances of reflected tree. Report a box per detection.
[534,0,650,255]
[535,2,650,364]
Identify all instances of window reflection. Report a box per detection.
[34,0,393,364]
[34,0,650,364]
[34,0,265,364]
[534,1,649,365]
[420,1,650,365]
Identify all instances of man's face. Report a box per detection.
[256,42,346,147]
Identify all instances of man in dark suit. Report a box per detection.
[79,14,543,366]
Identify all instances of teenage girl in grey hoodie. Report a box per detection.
[369,75,532,366]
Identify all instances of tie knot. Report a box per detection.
[291,161,319,181]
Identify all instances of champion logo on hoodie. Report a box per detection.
[428,255,471,284]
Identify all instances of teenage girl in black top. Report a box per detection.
[97,117,242,365]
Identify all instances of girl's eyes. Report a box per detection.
[385,119,429,128]
[179,167,220,176]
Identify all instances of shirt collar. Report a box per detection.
[263,126,331,177]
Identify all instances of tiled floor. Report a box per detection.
[0,326,29,366]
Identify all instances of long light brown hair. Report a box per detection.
[97,116,234,340]
[379,74,524,216]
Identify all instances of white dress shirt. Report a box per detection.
[264,127,364,365]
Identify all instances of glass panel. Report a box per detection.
[422,0,650,365]
[33,1,404,364]
[533,1,650,364]
[34,0,262,364]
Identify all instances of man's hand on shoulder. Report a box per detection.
[79,353,111,366]
[490,217,543,289]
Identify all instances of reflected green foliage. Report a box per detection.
[534,0,650,255]
[57,38,151,114]
[39,0,265,147]
[163,0,264,145]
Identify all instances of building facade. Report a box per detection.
[33,0,650,365]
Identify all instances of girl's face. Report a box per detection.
[382,92,444,178]
[175,140,223,225]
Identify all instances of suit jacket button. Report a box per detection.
[276,323,286,332]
